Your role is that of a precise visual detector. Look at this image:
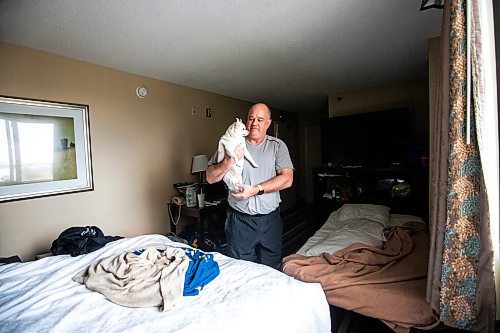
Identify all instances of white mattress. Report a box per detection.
[297,210,425,257]
[0,234,330,333]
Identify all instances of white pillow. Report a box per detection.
[338,204,391,225]
[303,218,385,256]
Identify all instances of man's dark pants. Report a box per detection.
[224,207,282,269]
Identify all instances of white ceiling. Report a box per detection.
[0,0,442,112]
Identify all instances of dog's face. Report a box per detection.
[227,118,249,138]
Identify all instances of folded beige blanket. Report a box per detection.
[73,244,189,311]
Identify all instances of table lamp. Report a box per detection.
[191,154,208,185]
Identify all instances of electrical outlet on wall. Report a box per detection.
[191,106,197,115]
[206,108,212,117]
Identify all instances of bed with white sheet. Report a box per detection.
[297,203,425,257]
[282,204,438,333]
[0,234,330,333]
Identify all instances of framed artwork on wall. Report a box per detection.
[0,96,93,202]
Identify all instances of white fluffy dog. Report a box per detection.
[217,118,258,193]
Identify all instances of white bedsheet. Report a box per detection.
[297,210,425,257]
[0,234,330,333]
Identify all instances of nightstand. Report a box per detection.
[168,200,228,245]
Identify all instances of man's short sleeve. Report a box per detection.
[208,151,218,166]
[275,139,294,171]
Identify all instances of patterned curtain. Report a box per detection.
[439,1,480,329]
[434,0,497,331]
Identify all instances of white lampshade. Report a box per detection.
[191,154,208,173]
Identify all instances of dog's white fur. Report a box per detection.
[217,118,258,193]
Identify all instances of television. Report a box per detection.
[321,108,410,168]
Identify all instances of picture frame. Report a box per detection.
[0,96,93,202]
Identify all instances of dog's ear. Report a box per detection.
[228,121,237,135]
[236,118,241,123]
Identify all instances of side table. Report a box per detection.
[169,200,228,244]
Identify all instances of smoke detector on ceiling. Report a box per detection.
[136,86,148,98]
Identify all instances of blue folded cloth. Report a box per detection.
[183,248,220,296]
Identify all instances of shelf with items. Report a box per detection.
[313,169,354,222]
[313,165,428,220]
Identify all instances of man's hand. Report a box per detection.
[231,184,258,200]
[207,146,240,184]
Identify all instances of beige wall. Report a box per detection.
[329,80,427,117]
[0,43,255,260]
[328,80,429,144]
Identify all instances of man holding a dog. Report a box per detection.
[206,103,294,269]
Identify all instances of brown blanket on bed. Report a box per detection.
[282,222,439,333]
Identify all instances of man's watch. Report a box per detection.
[257,184,264,195]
